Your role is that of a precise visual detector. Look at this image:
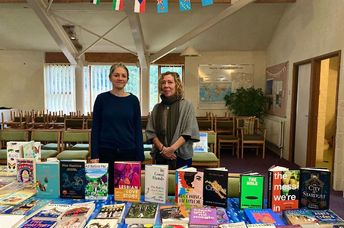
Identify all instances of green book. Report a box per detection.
[239,173,264,209]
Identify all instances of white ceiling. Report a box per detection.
[0,2,288,55]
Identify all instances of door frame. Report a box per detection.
[289,50,341,168]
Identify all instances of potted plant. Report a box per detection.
[224,87,267,119]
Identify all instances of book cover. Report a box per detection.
[0,188,36,206]
[19,218,57,228]
[216,207,230,225]
[299,168,331,209]
[203,168,228,208]
[31,203,71,221]
[244,208,285,226]
[189,207,217,226]
[240,173,264,209]
[114,161,141,202]
[59,160,86,199]
[268,166,300,212]
[85,219,118,228]
[312,209,344,225]
[144,164,169,204]
[23,141,42,162]
[125,202,158,225]
[176,167,203,209]
[85,163,108,200]
[219,222,247,228]
[4,198,49,216]
[7,142,26,173]
[96,203,125,222]
[56,202,94,228]
[284,209,344,225]
[160,205,189,224]
[0,177,16,191]
[193,132,208,152]
[36,161,60,198]
[17,158,36,185]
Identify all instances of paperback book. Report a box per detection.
[36,161,60,198]
[85,163,108,200]
[16,158,36,185]
[240,173,264,209]
[96,203,125,223]
[219,222,248,228]
[144,164,169,204]
[193,132,208,152]
[7,141,26,173]
[189,207,217,227]
[0,188,36,206]
[268,166,300,212]
[4,198,49,216]
[176,166,203,209]
[284,209,344,226]
[216,207,230,225]
[23,141,41,161]
[244,208,285,226]
[299,168,331,209]
[19,218,57,228]
[125,202,158,225]
[160,205,189,224]
[85,219,118,228]
[59,160,86,199]
[56,202,95,228]
[203,168,228,208]
[114,161,141,202]
[30,203,71,221]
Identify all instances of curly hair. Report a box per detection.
[108,63,129,79]
[158,71,184,98]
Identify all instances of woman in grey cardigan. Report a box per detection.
[146,71,199,169]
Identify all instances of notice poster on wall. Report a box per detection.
[198,64,254,109]
[266,62,288,117]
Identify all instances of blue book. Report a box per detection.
[36,161,59,198]
[19,217,56,227]
[244,208,285,226]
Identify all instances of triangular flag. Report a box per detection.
[93,0,100,5]
[179,0,191,11]
[157,0,168,13]
[113,0,124,11]
[134,0,146,13]
[202,0,213,7]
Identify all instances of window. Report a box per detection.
[149,65,183,112]
[44,64,76,113]
[83,64,140,114]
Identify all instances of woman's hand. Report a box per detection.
[161,146,177,160]
[90,158,99,163]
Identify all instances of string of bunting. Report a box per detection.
[92,0,214,13]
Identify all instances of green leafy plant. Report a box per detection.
[224,87,267,118]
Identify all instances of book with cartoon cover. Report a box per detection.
[85,163,108,200]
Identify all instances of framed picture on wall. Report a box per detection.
[198,64,254,109]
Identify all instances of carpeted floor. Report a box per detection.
[218,148,344,218]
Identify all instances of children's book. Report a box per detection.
[56,202,95,228]
[244,208,285,226]
[16,158,36,185]
[268,165,300,212]
[175,166,203,209]
[96,203,125,223]
[7,141,27,173]
[19,217,57,228]
[203,168,228,208]
[85,219,118,228]
[193,132,208,152]
[85,163,108,200]
[23,141,41,161]
[240,173,264,209]
[189,207,217,227]
[114,161,141,202]
[160,205,189,224]
[144,164,169,204]
[30,203,71,221]
[59,160,86,199]
[4,198,49,216]
[36,161,60,198]
[0,188,36,205]
[299,168,331,210]
[125,202,158,225]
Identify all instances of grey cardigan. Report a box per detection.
[146,99,200,160]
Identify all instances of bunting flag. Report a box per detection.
[157,0,168,13]
[201,0,213,7]
[134,0,146,13]
[112,0,124,11]
[93,0,100,5]
[179,0,191,11]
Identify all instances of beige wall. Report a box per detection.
[0,50,45,111]
[184,51,266,116]
[266,0,344,191]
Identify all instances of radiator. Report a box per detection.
[264,116,285,158]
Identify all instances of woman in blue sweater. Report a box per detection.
[90,63,144,194]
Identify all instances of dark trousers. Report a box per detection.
[99,148,137,194]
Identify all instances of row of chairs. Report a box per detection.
[0,129,91,164]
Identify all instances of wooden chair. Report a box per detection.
[141,116,149,130]
[216,116,239,158]
[192,131,219,168]
[57,130,90,161]
[236,117,266,159]
[30,129,61,161]
[0,129,29,164]
[64,118,85,130]
[197,119,213,131]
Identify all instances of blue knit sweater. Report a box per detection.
[91,91,144,161]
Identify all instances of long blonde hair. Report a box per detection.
[158,71,184,98]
